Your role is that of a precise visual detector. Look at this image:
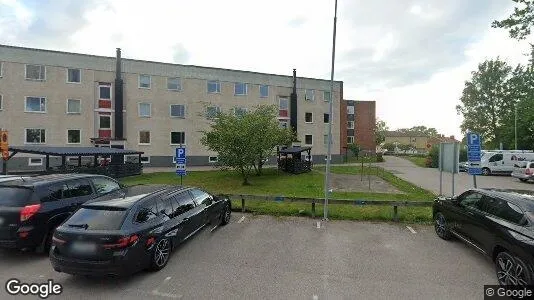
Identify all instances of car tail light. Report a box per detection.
[146,237,155,247]
[19,232,29,238]
[103,235,138,249]
[20,204,41,222]
[526,168,532,175]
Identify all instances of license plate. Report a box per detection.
[70,242,97,254]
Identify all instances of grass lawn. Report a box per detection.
[120,166,435,223]
[402,156,428,168]
[343,156,379,164]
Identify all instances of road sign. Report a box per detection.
[175,146,186,181]
[176,147,186,159]
[467,132,482,175]
[1,131,8,161]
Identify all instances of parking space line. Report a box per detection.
[237,216,246,223]
[313,295,318,300]
[316,221,321,229]
[151,276,183,299]
[406,226,417,234]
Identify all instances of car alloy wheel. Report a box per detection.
[482,168,490,176]
[496,252,529,286]
[434,212,451,240]
[221,204,231,225]
[154,239,170,268]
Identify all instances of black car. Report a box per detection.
[433,189,534,286]
[49,185,231,276]
[0,174,123,252]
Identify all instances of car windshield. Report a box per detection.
[64,207,127,230]
[0,187,33,207]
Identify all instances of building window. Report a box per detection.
[206,106,221,119]
[279,97,289,118]
[209,156,218,163]
[234,82,248,95]
[99,116,111,129]
[67,68,81,83]
[347,136,355,144]
[140,156,150,164]
[67,99,81,114]
[305,89,315,101]
[324,113,330,123]
[28,158,43,166]
[305,112,313,123]
[67,157,80,164]
[347,106,355,114]
[139,74,151,89]
[234,107,247,117]
[25,129,46,144]
[139,131,151,145]
[170,104,186,118]
[167,77,182,90]
[324,91,331,102]
[305,134,313,145]
[138,103,151,118]
[170,132,186,145]
[25,64,45,81]
[25,97,46,113]
[259,85,269,98]
[99,84,111,99]
[67,129,81,144]
[347,121,354,129]
[207,80,221,93]
[279,120,288,129]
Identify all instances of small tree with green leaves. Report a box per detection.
[398,144,414,153]
[347,143,361,158]
[382,143,396,152]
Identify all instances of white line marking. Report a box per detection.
[406,226,416,234]
[237,216,246,223]
[316,221,321,228]
[313,295,318,300]
[151,290,182,299]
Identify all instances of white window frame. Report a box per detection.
[233,107,248,117]
[66,99,81,114]
[347,106,355,114]
[24,128,46,144]
[209,156,218,163]
[170,104,186,118]
[138,74,151,89]
[170,131,186,145]
[99,84,112,100]
[305,89,315,101]
[138,102,152,118]
[323,90,331,102]
[99,115,112,130]
[167,77,182,91]
[207,80,221,94]
[324,113,330,124]
[66,129,82,144]
[347,121,355,129]
[279,97,289,119]
[138,130,151,145]
[305,134,313,145]
[206,106,221,119]
[24,96,47,113]
[259,85,269,98]
[279,120,289,129]
[305,112,313,124]
[234,82,248,96]
[140,156,151,164]
[66,68,82,84]
[28,157,43,166]
[347,136,355,144]
[25,64,46,81]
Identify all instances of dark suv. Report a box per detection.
[433,189,534,286]
[0,174,123,252]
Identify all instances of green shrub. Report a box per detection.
[428,145,439,168]
[376,153,384,162]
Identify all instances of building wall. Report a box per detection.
[384,135,429,150]
[354,101,376,151]
[0,44,343,167]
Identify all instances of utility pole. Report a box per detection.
[515,105,518,150]
[324,0,338,221]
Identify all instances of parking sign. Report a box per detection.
[467,132,482,175]
[175,146,186,176]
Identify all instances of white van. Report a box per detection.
[480,150,534,175]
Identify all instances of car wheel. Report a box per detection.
[482,168,491,176]
[520,179,528,182]
[220,203,231,225]
[496,252,532,286]
[43,226,58,253]
[434,212,451,240]
[150,238,171,271]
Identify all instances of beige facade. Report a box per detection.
[0,45,342,167]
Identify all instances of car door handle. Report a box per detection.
[466,211,475,216]
[183,217,189,222]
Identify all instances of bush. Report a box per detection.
[376,153,384,162]
[383,143,396,152]
[428,145,439,168]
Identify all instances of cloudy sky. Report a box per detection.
[1,0,533,139]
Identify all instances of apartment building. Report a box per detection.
[0,44,343,170]
[340,100,376,154]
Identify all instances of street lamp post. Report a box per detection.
[515,105,518,150]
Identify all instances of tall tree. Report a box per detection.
[375,119,389,145]
[456,58,514,149]
[492,0,534,40]
[397,126,439,136]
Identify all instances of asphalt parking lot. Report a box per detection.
[0,213,494,299]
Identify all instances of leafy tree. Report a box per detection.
[456,58,515,149]
[398,144,414,152]
[397,126,439,136]
[492,0,534,40]
[382,143,396,152]
[201,105,293,185]
[347,143,361,158]
[375,119,389,145]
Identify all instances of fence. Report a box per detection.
[224,194,433,222]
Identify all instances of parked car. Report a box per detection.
[459,162,468,172]
[0,175,29,183]
[49,185,232,276]
[512,161,534,182]
[433,189,534,286]
[0,174,124,252]
[480,150,534,176]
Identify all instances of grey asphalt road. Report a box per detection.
[0,213,494,299]
[380,156,534,196]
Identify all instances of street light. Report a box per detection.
[515,104,518,150]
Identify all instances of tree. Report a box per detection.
[347,143,361,158]
[492,0,534,40]
[375,119,389,145]
[201,105,293,185]
[397,126,439,136]
[456,58,515,149]
[398,144,414,152]
[382,143,396,152]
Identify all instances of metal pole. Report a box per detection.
[323,0,338,221]
[473,175,477,188]
[439,144,443,196]
[515,105,518,150]
[452,169,455,197]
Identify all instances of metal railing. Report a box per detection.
[224,194,433,222]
